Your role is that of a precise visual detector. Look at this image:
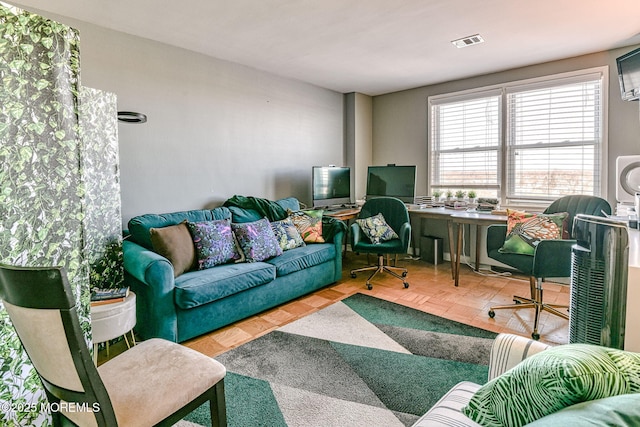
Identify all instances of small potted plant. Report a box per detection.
[467,190,477,202]
[455,190,466,200]
[432,189,442,201]
[445,190,453,201]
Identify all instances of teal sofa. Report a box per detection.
[123,197,344,343]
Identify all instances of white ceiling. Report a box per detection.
[9,0,640,95]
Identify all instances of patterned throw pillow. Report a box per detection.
[356,213,399,244]
[288,210,325,243]
[150,221,196,277]
[462,343,640,427]
[232,218,283,262]
[498,209,568,256]
[186,219,241,269]
[271,218,305,251]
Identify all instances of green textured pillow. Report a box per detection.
[356,213,399,244]
[462,344,640,427]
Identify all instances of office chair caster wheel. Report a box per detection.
[488,310,495,318]
[402,271,408,277]
[403,282,409,288]
[350,273,357,278]
[366,283,372,290]
[531,332,540,340]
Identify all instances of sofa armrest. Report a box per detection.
[122,240,179,341]
[487,333,551,380]
[412,382,482,427]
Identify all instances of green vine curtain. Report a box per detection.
[0,4,122,426]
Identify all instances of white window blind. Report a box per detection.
[430,92,501,197]
[428,68,606,205]
[506,75,602,202]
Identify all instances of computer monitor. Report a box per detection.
[312,166,351,208]
[366,165,416,203]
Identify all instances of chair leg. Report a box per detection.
[488,276,569,340]
[350,255,409,290]
[210,379,227,427]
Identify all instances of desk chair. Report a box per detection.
[0,264,227,427]
[485,195,611,340]
[349,197,411,290]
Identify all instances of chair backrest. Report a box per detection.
[544,195,612,236]
[358,197,410,232]
[0,264,117,426]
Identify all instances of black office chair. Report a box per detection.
[485,195,611,339]
[349,197,411,290]
[0,264,227,426]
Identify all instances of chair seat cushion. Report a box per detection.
[526,393,640,426]
[353,238,405,254]
[174,262,276,309]
[265,243,336,276]
[98,338,226,426]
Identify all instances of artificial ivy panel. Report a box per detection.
[80,87,123,299]
[0,4,122,426]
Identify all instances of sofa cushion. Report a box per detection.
[149,222,196,278]
[463,343,640,427]
[265,243,335,276]
[271,218,305,251]
[232,218,283,262]
[128,207,232,250]
[174,262,276,309]
[289,209,325,243]
[526,393,640,426]
[187,219,242,269]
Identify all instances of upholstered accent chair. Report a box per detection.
[0,264,227,426]
[485,195,612,340]
[350,197,411,289]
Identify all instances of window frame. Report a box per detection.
[427,67,608,209]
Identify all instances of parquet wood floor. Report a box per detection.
[182,251,570,358]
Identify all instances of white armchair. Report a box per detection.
[412,333,551,427]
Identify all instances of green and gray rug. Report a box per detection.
[179,293,497,427]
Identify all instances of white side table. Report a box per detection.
[91,291,137,365]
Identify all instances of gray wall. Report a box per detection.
[24,9,346,226]
[372,47,640,208]
[345,92,373,201]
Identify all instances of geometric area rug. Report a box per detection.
[178,293,497,427]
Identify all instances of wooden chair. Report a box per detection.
[0,264,227,426]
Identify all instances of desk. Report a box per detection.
[451,212,507,286]
[408,207,457,278]
[324,207,361,253]
[625,229,640,351]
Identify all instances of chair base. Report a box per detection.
[488,277,568,340]
[350,254,409,290]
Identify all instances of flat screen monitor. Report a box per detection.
[312,166,351,208]
[617,47,640,101]
[366,165,416,203]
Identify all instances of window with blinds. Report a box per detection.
[429,68,606,205]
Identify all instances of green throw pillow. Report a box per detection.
[462,343,640,427]
[499,210,568,256]
[356,213,399,244]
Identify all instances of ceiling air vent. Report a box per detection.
[451,34,484,48]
